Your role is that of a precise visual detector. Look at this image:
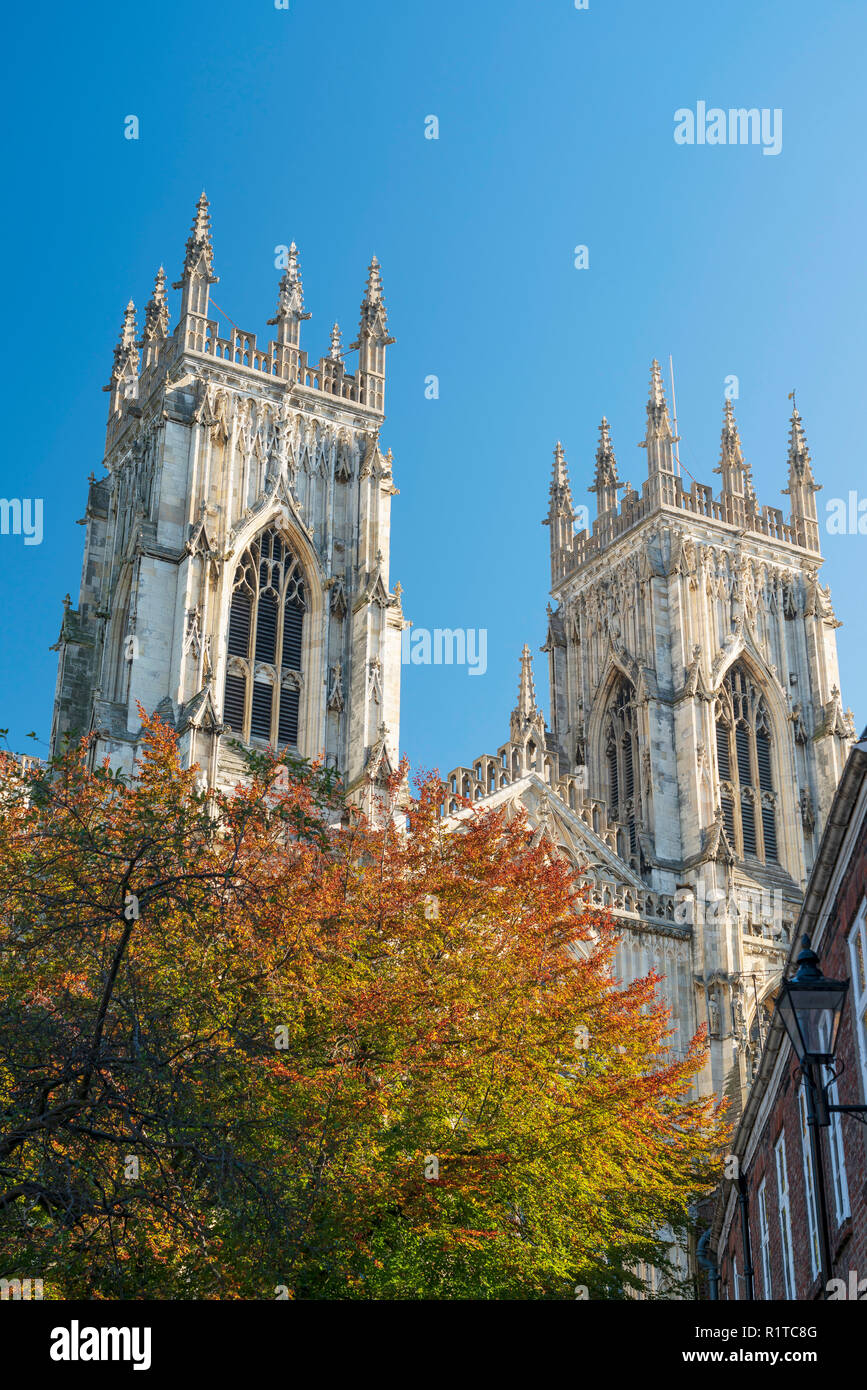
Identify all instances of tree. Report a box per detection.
[0,716,726,1298]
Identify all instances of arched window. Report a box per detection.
[715,663,778,862]
[604,676,640,855]
[222,528,306,747]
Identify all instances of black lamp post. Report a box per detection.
[777,936,848,1068]
[774,935,867,1297]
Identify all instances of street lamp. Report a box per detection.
[773,935,866,1298]
[777,935,848,1065]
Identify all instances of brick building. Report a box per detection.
[710,728,867,1300]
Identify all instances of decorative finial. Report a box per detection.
[786,399,815,485]
[104,301,139,392]
[641,358,675,475]
[351,255,392,348]
[141,266,170,343]
[649,358,667,409]
[589,417,622,515]
[516,643,539,719]
[268,242,310,328]
[174,192,216,287]
[330,322,343,360]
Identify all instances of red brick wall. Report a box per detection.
[720,814,867,1300]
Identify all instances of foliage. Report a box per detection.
[0,716,726,1299]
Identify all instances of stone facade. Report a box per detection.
[50,196,404,812]
[50,203,857,1125]
[445,364,857,1110]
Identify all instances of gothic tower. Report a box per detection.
[543,363,856,1095]
[445,362,855,1107]
[50,196,404,809]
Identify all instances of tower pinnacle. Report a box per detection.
[590,416,622,515]
[509,644,546,748]
[517,642,538,719]
[783,401,821,551]
[267,242,311,351]
[140,268,170,346]
[178,192,215,283]
[103,300,139,411]
[350,255,394,413]
[173,193,218,350]
[714,399,751,497]
[544,441,576,583]
[641,358,676,475]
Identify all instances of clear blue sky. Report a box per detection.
[1,0,865,773]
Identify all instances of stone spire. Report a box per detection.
[139,268,170,369]
[179,192,215,282]
[329,322,343,361]
[783,400,821,552]
[103,300,139,413]
[356,257,388,336]
[350,256,394,414]
[173,192,218,351]
[267,243,311,364]
[517,642,538,718]
[641,358,676,475]
[510,644,546,747]
[714,399,751,497]
[544,442,576,585]
[589,417,622,515]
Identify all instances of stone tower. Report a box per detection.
[446,363,856,1105]
[543,364,855,1094]
[50,195,404,809]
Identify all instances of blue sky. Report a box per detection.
[1,0,865,773]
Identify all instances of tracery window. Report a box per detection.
[604,676,640,854]
[222,528,306,747]
[715,663,778,862]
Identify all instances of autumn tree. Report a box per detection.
[0,717,725,1299]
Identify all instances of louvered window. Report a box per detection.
[736,725,752,786]
[223,673,246,732]
[254,592,278,663]
[221,528,307,747]
[250,682,273,740]
[278,686,300,745]
[756,731,772,792]
[604,677,640,859]
[607,741,619,811]
[742,798,757,856]
[716,722,731,781]
[227,592,251,657]
[714,664,778,865]
[283,602,303,670]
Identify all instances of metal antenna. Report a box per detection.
[669,353,682,478]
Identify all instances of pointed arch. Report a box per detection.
[591,666,642,858]
[713,653,785,865]
[218,508,324,759]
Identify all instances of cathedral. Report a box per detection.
[50,196,857,1114]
